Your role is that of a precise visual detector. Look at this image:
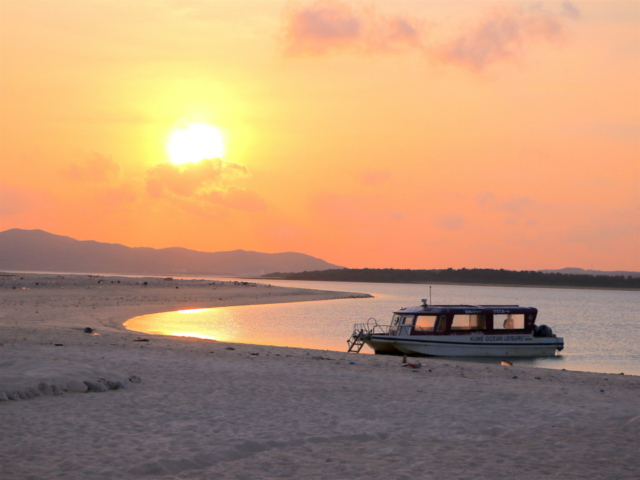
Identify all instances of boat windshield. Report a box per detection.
[451,314,487,331]
[494,313,525,330]
[415,315,437,331]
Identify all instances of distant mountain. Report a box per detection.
[539,268,640,278]
[0,229,344,277]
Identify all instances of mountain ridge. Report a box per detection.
[0,229,344,276]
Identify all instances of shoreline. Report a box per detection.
[1,273,639,479]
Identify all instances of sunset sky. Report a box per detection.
[1,0,638,271]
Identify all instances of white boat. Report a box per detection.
[347,300,564,357]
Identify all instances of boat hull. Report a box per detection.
[366,334,563,357]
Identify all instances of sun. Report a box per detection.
[167,123,224,165]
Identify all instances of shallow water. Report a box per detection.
[125,279,640,376]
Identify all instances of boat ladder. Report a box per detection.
[347,318,382,353]
[347,327,367,353]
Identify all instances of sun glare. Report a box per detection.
[167,123,224,165]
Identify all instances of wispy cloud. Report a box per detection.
[283,1,579,70]
[434,4,569,70]
[283,0,422,56]
[64,152,120,183]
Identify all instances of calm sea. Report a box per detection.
[125,279,640,376]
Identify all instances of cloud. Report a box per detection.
[477,191,534,213]
[64,152,121,183]
[0,184,37,217]
[145,159,265,212]
[282,1,578,70]
[283,0,422,56]
[146,159,247,198]
[94,184,137,207]
[438,215,466,230]
[356,169,392,186]
[561,1,581,20]
[435,5,568,70]
[203,186,267,212]
[476,191,537,225]
[310,192,403,223]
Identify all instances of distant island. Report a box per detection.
[264,268,640,290]
[0,228,344,277]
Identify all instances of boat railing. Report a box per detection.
[347,318,390,353]
[353,317,390,336]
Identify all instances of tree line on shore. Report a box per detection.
[265,268,640,289]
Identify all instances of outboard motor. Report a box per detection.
[534,324,553,337]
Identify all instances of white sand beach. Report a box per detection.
[1,273,638,480]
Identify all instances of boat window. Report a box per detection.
[415,315,437,331]
[402,315,415,325]
[494,313,525,330]
[391,314,401,327]
[451,314,487,331]
[436,315,447,332]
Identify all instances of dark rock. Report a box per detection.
[84,327,94,333]
[39,383,53,395]
[106,380,120,390]
[67,379,88,393]
[83,381,107,392]
[128,375,142,384]
[26,387,40,397]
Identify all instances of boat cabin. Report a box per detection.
[387,303,537,336]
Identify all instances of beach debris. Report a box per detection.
[129,375,142,384]
[534,376,542,380]
[133,338,149,342]
[348,362,356,365]
[67,380,89,393]
[600,389,605,393]
[501,360,513,366]
[512,375,518,379]
[402,362,422,369]
[402,355,407,364]
[54,344,64,347]
[84,327,94,333]
[225,347,236,350]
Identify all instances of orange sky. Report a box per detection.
[1,0,638,271]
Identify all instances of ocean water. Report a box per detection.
[125,279,640,376]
